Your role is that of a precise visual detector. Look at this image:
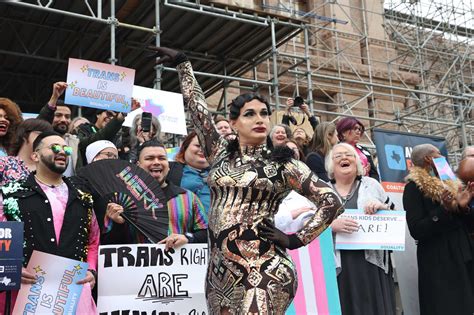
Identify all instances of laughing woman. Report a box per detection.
[0,98,23,157]
[326,143,396,315]
[151,46,342,314]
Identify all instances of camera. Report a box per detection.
[293,96,304,108]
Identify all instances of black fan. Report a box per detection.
[77,159,168,243]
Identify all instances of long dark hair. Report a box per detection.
[0,98,23,150]
[229,93,271,120]
[9,119,54,156]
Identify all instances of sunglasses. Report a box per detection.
[39,144,73,156]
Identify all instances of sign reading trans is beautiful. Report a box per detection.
[13,251,88,314]
[98,244,208,314]
[65,58,135,113]
[335,209,406,251]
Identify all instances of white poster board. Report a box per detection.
[123,86,187,136]
[335,209,406,251]
[98,244,208,314]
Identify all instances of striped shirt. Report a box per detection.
[166,184,208,235]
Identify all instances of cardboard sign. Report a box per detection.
[97,244,208,314]
[13,251,88,314]
[335,209,406,251]
[0,221,23,291]
[65,58,135,113]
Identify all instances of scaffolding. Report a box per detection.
[0,0,472,162]
[258,0,473,162]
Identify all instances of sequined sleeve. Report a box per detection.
[176,60,224,162]
[283,159,343,245]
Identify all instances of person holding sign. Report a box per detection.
[151,46,342,314]
[403,144,474,315]
[326,143,396,315]
[0,131,100,313]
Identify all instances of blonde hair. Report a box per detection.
[325,143,364,179]
[310,122,337,156]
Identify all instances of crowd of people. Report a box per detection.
[0,45,472,315]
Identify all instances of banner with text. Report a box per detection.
[0,221,23,291]
[97,244,208,315]
[335,209,406,251]
[13,251,88,314]
[65,58,135,113]
[373,129,447,315]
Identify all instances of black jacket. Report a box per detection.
[403,181,474,315]
[305,151,330,182]
[2,174,94,266]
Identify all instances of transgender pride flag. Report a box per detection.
[286,229,341,315]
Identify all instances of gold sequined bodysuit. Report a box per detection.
[176,60,342,314]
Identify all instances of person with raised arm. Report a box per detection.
[150,46,342,314]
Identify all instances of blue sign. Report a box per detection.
[373,129,447,184]
[0,221,24,291]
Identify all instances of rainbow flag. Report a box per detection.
[286,229,341,315]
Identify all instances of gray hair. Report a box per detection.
[130,113,161,148]
[270,124,292,141]
[461,145,474,159]
[411,144,438,167]
[325,143,364,179]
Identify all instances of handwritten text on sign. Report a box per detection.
[335,209,406,251]
[98,244,208,315]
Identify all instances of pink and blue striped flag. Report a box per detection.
[286,229,341,315]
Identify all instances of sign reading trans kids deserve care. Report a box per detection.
[13,251,88,314]
[98,244,208,314]
[335,209,406,251]
[65,58,135,113]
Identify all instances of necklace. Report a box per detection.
[34,175,64,188]
[331,179,361,205]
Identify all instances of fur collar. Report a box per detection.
[405,166,460,203]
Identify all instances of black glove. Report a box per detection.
[258,218,303,250]
[148,46,188,67]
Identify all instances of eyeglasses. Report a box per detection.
[38,144,73,156]
[333,152,355,160]
[351,126,363,133]
[97,151,118,159]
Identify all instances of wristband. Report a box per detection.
[184,232,195,243]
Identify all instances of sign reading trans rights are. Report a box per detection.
[335,209,406,251]
[98,244,208,315]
